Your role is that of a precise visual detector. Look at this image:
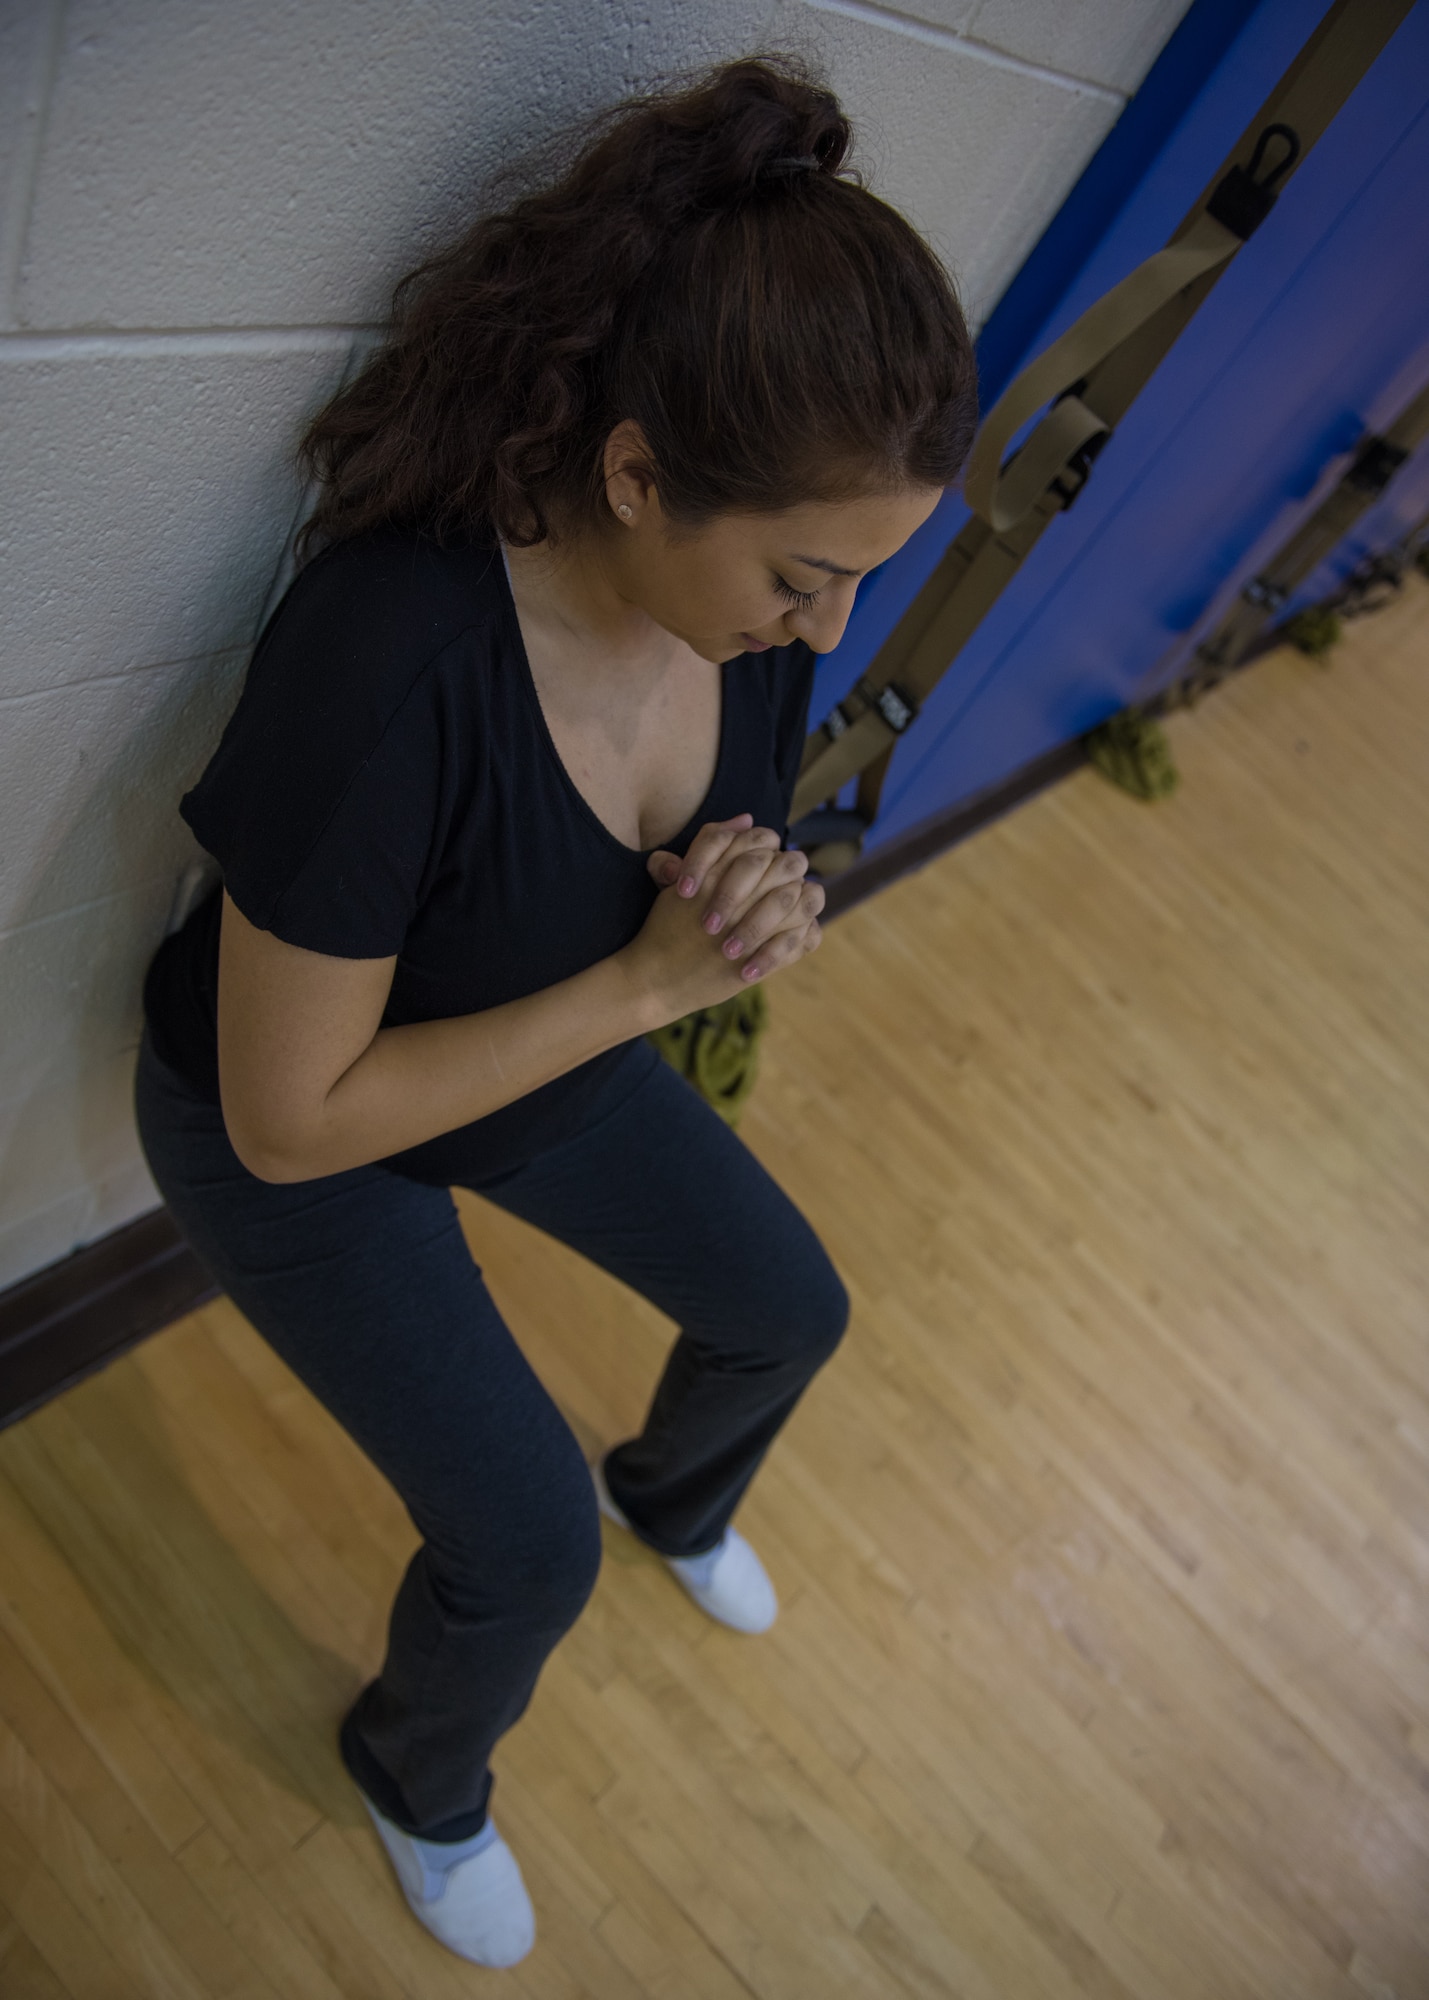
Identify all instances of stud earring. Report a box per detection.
[617,503,633,520]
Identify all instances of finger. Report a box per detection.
[740,914,822,983]
[717,873,810,960]
[646,849,681,888]
[736,900,824,976]
[701,842,805,935]
[690,823,781,909]
[721,877,823,960]
[674,815,755,898]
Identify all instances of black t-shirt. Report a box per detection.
[142,526,815,1185]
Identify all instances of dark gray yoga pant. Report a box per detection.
[134,1026,847,1839]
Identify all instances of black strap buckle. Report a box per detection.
[858,676,918,734]
[1243,574,1288,611]
[1346,435,1410,495]
[1207,122,1300,241]
[1049,425,1111,511]
[822,703,851,742]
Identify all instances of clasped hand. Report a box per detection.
[626,813,825,1022]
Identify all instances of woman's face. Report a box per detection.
[603,448,945,663]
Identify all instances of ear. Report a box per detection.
[603,419,660,525]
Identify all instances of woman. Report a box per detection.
[135,54,976,1969]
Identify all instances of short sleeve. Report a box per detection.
[179,546,457,959]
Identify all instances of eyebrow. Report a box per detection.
[786,552,863,579]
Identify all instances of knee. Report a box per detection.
[516,1520,603,1632]
[433,1466,604,1635]
[792,1256,850,1368]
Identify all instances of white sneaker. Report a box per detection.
[592,1456,778,1634]
[358,1791,536,1967]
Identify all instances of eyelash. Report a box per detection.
[773,575,822,610]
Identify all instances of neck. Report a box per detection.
[503,524,672,670]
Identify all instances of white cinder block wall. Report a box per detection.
[0,0,1190,1291]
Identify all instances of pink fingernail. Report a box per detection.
[680,876,697,897]
[704,912,723,934]
[724,938,744,957]
[742,963,761,980]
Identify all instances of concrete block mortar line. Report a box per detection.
[800,0,1127,102]
[0,647,253,710]
[0,875,178,950]
[0,1034,143,1123]
[0,326,375,361]
[0,0,66,332]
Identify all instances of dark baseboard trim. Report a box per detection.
[820,735,1090,920]
[0,1206,218,1432]
[0,734,1088,1432]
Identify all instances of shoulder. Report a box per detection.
[250,527,507,715]
[181,527,507,882]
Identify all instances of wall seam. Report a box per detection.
[799,0,1127,102]
[0,0,67,330]
[0,327,371,360]
[0,879,183,947]
[0,650,251,709]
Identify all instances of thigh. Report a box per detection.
[471,1051,848,1363]
[134,1030,592,1555]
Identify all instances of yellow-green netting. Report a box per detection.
[647,987,770,1128]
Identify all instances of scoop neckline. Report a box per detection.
[494,539,738,863]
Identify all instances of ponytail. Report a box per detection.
[297,53,976,557]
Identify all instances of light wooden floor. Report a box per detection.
[2,581,1427,2000]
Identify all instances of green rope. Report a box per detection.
[1282,606,1341,658]
[647,986,770,1128]
[1084,708,1179,801]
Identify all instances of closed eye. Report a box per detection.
[773,574,821,611]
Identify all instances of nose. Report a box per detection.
[792,583,858,655]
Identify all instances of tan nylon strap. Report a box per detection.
[977,394,1110,532]
[791,502,1050,820]
[963,210,1242,530]
[794,0,1416,832]
[1198,373,1429,670]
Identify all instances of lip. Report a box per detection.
[739,633,774,653]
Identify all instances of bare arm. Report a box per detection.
[218,891,662,1183]
[217,816,823,1184]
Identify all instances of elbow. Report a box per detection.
[221,1107,315,1185]
[246,1149,310,1186]
[229,1132,307,1184]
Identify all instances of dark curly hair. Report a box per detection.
[297,53,977,557]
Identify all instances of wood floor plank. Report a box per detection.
[0,1793,154,2000]
[0,1915,75,2000]
[2,582,1427,1991]
[0,1627,275,1999]
[0,1470,212,1856]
